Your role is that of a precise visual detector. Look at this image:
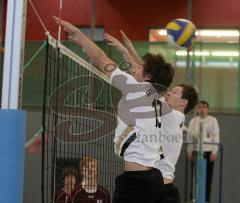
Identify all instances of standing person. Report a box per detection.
[54,167,78,203]
[187,100,220,203]
[53,17,175,203]
[72,156,110,203]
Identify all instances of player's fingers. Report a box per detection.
[107,42,116,46]
[68,35,78,43]
[105,33,116,41]
[53,16,60,23]
[120,30,129,41]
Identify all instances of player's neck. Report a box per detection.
[82,177,97,193]
[174,106,184,114]
[63,185,74,195]
[199,114,207,119]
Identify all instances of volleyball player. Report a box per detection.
[105,33,199,202]
[53,17,175,203]
[155,84,199,203]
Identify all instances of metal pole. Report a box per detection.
[237,30,240,111]
[198,42,203,96]
[184,153,189,202]
[198,122,203,157]
[1,0,27,109]
[87,0,96,108]
[187,0,192,21]
[0,0,4,103]
[219,144,223,203]
[196,122,206,203]
[185,0,192,84]
[90,0,96,41]
[0,1,27,203]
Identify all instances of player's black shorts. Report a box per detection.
[112,168,164,203]
[157,183,180,203]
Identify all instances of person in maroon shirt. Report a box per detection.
[54,167,78,203]
[72,156,110,203]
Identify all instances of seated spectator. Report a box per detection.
[72,156,110,203]
[54,167,78,203]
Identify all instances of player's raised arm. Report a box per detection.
[104,33,141,73]
[53,16,116,77]
[120,30,143,64]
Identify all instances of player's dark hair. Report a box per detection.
[178,84,199,114]
[142,53,175,92]
[198,100,209,108]
[61,167,78,181]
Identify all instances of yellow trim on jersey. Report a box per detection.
[114,126,134,157]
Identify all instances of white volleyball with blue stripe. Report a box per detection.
[166,18,196,49]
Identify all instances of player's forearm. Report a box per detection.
[125,43,142,64]
[121,48,140,71]
[212,132,220,153]
[74,30,109,69]
[56,18,112,72]
[213,132,220,142]
[121,30,143,64]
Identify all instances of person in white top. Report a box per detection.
[187,100,220,203]
[54,18,175,203]
[155,84,199,203]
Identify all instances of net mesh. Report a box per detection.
[42,35,122,203]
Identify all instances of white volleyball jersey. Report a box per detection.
[155,109,185,180]
[110,68,163,167]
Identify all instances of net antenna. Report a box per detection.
[57,0,63,44]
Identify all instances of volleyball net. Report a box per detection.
[42,34,123,202]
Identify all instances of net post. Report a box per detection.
[196,122,206,203]
[41,37,50,203]
[0,1,27,203]
[219,144,224,203]
[1,0,27,109]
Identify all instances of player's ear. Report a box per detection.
[181,99,188,107]
[144,74,152,81]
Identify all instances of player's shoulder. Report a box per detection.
[111,68,151,88]
[190,116,198,123]
[54,189,65,199]
[207,115,218,122]
[110,68,134,82]
[72,185,85,197]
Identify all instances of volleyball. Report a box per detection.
[166,18,196,49]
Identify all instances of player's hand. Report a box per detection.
[120,30,132,46]
[104,33,126,53]
[120,30,143,64]
[187,152,193,160]
[53,16,76,36]
[210,152,217,161]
